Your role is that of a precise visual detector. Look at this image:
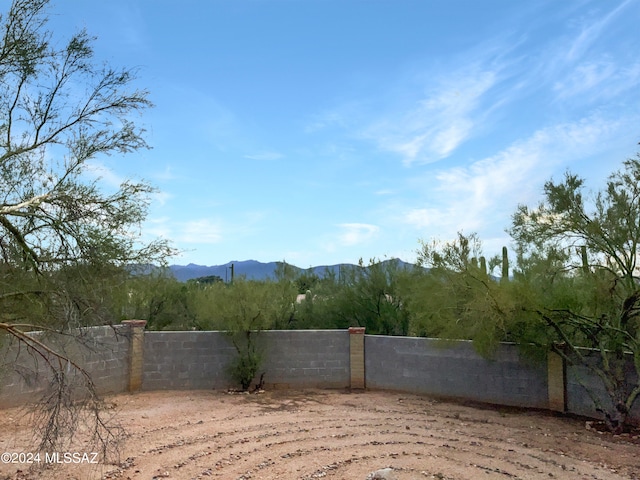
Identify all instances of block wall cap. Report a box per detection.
[121,320,148,328]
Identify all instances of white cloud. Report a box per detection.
[304,101,364,133]
[403,208,448,230]
[337,223,380,247]
[244,151,284,161]
[554,60,615,98]
[554,60,640,102]
[149,211,269,248]
[305,111,347,133]
[564,0,633,63]
[144,216,170,235]
[153,165,180,182]
[363,69,499,166]
[176,219,223,244]
[150,190,172,207]
[402,114,627,243]
[533,1,639,106]
[82,161,124,189]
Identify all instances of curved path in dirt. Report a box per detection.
[1,389,639,479]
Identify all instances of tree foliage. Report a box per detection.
[189,279,295,390]
[508,157,640,433]
[293,259,411,335]
[409,233,511,355]
[120,271,194,330]
[411,157,640,432]
[335,258,410,335]
[0,0,171,457]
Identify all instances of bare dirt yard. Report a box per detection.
[1,389,639,480]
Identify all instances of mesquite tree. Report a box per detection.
[0,0,171,458]
[509,157,640,433]
[412,157,640,432]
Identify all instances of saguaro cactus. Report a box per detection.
[580,245,589,275]
[501,246,509,283]
[479,256,487,277]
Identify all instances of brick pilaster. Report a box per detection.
[349,327,365,389]
[122,320,147,392]
[547,350,566,412]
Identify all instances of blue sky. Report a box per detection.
[47,0,640,268]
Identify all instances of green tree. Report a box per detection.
[508,157,640,433]
[328,258,411,335]
[291,268,342,330]
[412,157,640,433]
[273,260,299,283]
[188,274,224,285]
[271,260,305,329]
[0,0,171,456]
[190,279,296,390]
[121,272,195,330]
[294,268,320,294]
[409,233,510,354]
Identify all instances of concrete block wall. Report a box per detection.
[565,352,640,422]
[79,325,131,395]
[1,325,638,424]
[142,331,237,390]
[260,330,350,389]
[365,335,550,409]
[0,325,130,408]
[142,329,351,391]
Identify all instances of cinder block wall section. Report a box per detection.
[142,331,237,390]
[365,335,550,409]
[0,325,131,409]
[260,330,350,389]
[565,351,640,423]
[1,326,639,424]
[142,329,351,391]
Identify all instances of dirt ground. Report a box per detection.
[1,389,639,480]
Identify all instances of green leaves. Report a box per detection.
[506,157,640,431]
[411,234,513,356]
[0,0,172,329]
[189,279,292,332]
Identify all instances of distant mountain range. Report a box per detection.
[167,259,415,282]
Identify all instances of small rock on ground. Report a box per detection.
[366,467,397,480]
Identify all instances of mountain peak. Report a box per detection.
[167,258,414,282]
